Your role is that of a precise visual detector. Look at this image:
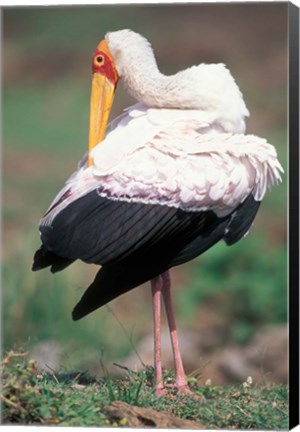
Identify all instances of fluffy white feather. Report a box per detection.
[91,107,282,216]
[41,31,283,225]
[42,104,283,225]
[106,30,249,133]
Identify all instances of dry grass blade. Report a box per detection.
[1,351,29,365]
[0,393,26,413]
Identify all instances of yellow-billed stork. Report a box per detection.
[33,30,283,397]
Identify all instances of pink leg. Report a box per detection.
[161,271,195,395]
[150,276,166,396]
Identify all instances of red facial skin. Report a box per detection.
[92,49,118,85]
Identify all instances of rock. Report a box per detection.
[29,340,61,371]
[104,401,203,428]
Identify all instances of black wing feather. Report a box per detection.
[223,194,261,245]
[33,190,262,320]
[72,263,166,321]
[32,245,74,273]
[39,191,200,265]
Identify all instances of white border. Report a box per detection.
[1,1,297,431]
[0,0,298,7]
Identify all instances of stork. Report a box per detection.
[33,30,283,397]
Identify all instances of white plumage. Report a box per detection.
[106,30,249,132]
[42,29,283,224]
[91,103,282,216]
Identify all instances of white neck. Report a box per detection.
[105,30,249,131]
[122,64,174,108]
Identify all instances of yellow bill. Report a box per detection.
[88,39,119,166]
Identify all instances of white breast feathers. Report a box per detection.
[41,104,283,226]
[91,105,283,217]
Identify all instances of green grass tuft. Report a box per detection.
[1,351,288,428]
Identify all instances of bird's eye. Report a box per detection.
[96,55,104,64]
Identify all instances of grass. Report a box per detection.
[2,231,137,369]
[3,84,90,153]
[1,351,288,428]
[179,235,287,344]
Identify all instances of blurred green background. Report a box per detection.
[2,4,287,381]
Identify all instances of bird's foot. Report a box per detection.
[156,383,206,401]
[154,380,169,397]
[176,384,205,400]
[155,386,169,397]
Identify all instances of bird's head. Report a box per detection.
[88,39,119,166]
[88,30,157,165]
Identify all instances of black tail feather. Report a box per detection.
[72,263,163,321]
[224,194,261,245]
[32,245,74,273]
